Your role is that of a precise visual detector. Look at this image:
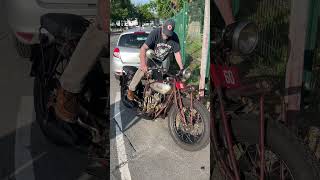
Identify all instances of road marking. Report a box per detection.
[12,96,47,180]
[113,109,125,119]
[114,92,132,180]
[8,152,47,180]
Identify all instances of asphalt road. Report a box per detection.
[0,4,104,180]
[109,33,210,180]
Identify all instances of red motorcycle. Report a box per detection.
[210,21,320,180]
[120,50,210,151]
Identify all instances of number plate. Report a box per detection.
[216,65,241,88]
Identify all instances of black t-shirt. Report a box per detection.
[144,28,180,61]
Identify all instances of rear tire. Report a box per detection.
[34,76,79,146]
[120,75,137,109]
[13,36,31,58]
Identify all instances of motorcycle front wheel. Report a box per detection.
[168,97,210,151]
[211,114,320,180]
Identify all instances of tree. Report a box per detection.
[135,3,155,26]
[111,0,135,27]
[153,0,186,19]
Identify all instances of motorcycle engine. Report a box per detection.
[142,88,164,114]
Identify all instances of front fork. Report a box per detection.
[259,95,266,180]
[174,87,195,126]
[213,89,266,180]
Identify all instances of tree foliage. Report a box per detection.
[153,0,186,19]
[111,0,135,24]
[135,3,155,25]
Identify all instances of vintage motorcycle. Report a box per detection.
[210,21,320,180]
[120,50,210,151]
[30,13,108,157]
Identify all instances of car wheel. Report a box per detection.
[13,36,31,58]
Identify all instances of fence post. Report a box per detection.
[181,2,188,64]
[285,0,310,116]
[199,0,210,96]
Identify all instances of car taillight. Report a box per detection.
[113,47,121,59]
[16,32,34,42]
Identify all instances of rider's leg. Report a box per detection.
[162,55,172,73]
[55,24,108,122]
[127,69,145,100]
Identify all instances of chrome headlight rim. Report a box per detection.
[182,68,192,80]
[232,21,259,55]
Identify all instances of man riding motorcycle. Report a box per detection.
[127,19,184,101]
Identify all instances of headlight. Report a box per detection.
[182,68,192,81]
[223,21,259,55]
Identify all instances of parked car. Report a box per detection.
[111,28,152,78]
[4,0,96,58]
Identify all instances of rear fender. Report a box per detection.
[121,66,138,83]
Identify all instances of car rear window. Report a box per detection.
[118,33,149,48]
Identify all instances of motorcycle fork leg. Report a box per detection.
[259,95,265,180]
[189,93,194,124]
[175,89,187,125]
[216,88,241,180]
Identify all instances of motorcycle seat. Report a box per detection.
[40,13,90,40]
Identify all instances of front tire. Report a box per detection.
[168,98,210,151]
[213,114,320,179]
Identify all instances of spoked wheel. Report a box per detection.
[236,144,294,180]
[211,114,320,180]
[168,97,210,151]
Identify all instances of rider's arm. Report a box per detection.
[172,34,184,70]
[174,51,184,70]
[214,0,235,25]
[140,43,149,67]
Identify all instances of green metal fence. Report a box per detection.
[169,0,208,84]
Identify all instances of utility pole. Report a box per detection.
[199,0,210,97]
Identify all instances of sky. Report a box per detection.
[132,0,149,5]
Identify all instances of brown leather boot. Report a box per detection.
[127,90,135,101]
[54,87,79,123]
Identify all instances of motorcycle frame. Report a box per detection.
[142,73,194,125]
[211,50,266,180]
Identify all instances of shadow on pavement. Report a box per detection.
[0,121,96,180]
[109,100,143,140]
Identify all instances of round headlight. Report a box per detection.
[235,22,258,54]
[224,21,259,55]
[182,68,192,80]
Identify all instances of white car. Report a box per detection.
[111,28,151,77]
[4,0,96,57]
